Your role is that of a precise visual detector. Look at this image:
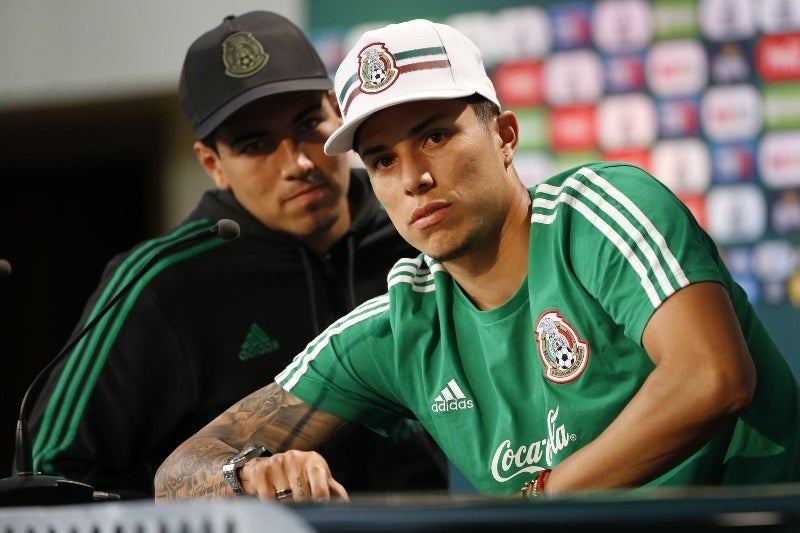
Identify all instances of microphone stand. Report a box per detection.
[0,219,240,506]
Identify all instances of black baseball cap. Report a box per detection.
[179,11,333,139]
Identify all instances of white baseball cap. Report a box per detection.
[324,19,500,156]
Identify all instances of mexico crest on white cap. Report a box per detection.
[359,44,399,93]
[324,19,500,155]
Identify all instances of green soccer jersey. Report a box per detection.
[276,162,800,496]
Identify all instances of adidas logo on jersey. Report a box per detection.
[431,378,474,413]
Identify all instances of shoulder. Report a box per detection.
[533,161,659,192]
[339,254,444,326]
[530,162,683,221]
[329,255,443,338]
[386,254,442,291]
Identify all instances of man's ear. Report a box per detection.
[193,141,230,189]
[496,111,519,166]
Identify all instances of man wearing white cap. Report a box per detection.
[155,19,800,502]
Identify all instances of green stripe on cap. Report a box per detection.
[342,58,452,117]
[339,45,447,108]
[394,45,445,62]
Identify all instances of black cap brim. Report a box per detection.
[193,76,332,139]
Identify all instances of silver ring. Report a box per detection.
[275,488,293,500]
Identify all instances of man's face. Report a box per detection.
[198,91,351,250]
[356,99,517,264]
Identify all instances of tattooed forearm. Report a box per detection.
[205,383,347,452]
[155,439,234,503]
[154,381,347,502]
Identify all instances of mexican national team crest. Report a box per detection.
[534,310,589,383]
[222,31,269,78]
[358,43,398,93]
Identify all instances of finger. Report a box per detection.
[276,450,317,502]
[267,450,314,502]
[271,450,328,502]
[244,451,345,502]
[328,478,350,501]
[241,457,291,501]
[303,459,348,502]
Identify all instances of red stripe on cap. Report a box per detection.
[399,59,450,74]
[342,88,360,117]
[343,59,452,116]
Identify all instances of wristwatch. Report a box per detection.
[222,444,270,495]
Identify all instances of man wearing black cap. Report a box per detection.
[28,11,448,499]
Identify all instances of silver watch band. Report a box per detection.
[222,444,269,495]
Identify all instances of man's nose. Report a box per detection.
[402,162,435,195]
[277,138,314,175]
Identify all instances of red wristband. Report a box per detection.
[520,468,552,498]
[535,468,551,494]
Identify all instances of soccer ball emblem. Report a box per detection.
[554,344,576,370]
[368,65,387,85]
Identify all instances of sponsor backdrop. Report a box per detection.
[306,0,800,377]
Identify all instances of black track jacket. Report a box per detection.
[28,169,448,498]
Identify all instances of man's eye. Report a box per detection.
[299,118,322,131]
[243,139,276,154]
[371,156,393,171]
[428,131,446,144]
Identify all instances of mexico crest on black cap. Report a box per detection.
[222,29,269,78]
[179,11,333,140]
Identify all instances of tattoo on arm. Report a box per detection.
[208,383,344,451]
[155,382,347,502]
[155,440,233,503]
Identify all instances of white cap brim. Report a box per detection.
[324,19,499,156]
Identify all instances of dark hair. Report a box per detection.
[466,94,501,128]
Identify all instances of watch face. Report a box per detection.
[229,445,266,464]
[233,447,255,461]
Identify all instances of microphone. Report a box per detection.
[0,258,11,280]
[0,219,240,506]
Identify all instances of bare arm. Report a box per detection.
[544,281,757,492]
[154,382,351,502]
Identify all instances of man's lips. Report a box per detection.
[411,200,452,230]
[286,183,326,201]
